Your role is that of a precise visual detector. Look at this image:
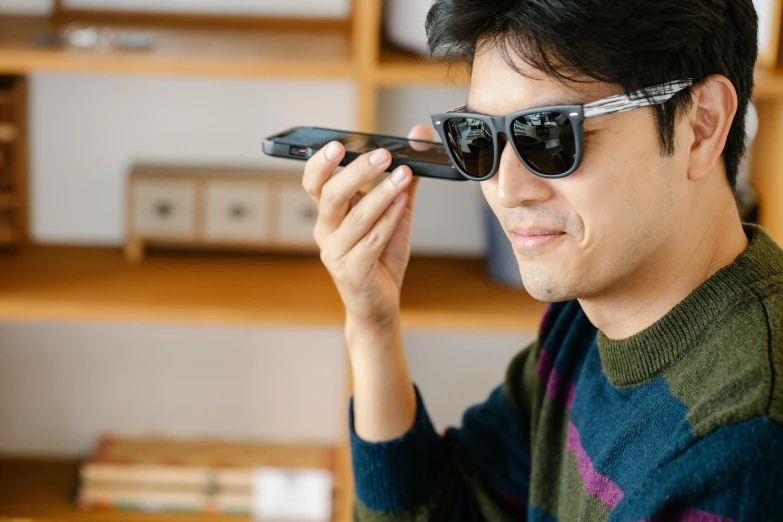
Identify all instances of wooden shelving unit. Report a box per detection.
[0,74,24,248]
[0,454,348,522]
[0,191,15,208]
[0,245,544,331]
[0,16,354,79]
[0,1,781,521]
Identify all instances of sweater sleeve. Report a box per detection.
[348,340,541,522]
[608,417,783,521]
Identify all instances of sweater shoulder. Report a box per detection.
[757,285,783,425]
[662,279,783,437]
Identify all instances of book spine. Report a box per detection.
[81,463,210,487]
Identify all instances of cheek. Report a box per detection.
[567,117,668,246]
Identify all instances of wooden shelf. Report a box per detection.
[375,48,469,86]
[0,246,545,332]
[0,14,779,101]
[0,122,17,142]
[754,67,783,101]
[0,455,345,522]
[0,223,16,244]
[0,16,353,78]
[0,191,14,209]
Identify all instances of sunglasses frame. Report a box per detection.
[431,79,695,181]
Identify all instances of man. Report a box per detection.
[303,0,783,519]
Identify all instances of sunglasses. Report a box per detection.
[430,79,694,181]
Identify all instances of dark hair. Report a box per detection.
[426,0,759,189]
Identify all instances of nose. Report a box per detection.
[491,137,554,209]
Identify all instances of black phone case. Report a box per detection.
[262,130,465,182]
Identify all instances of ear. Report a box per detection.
[687,75,738,181]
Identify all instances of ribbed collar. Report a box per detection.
[597,224,783,388]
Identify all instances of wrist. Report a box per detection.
[344,313,401,353]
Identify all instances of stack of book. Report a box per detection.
[76,435,337,519]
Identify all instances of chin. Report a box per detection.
[519,269,578,303]
[523,284,571,303]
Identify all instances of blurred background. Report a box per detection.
[0,1,780,520]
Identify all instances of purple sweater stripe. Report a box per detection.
[566,421,625,509]
[679,511,737,522]
[537,348,576,409]
[536,349,554,380]
[545,368,577,409]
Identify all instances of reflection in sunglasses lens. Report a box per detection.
[511,111,576,175]
[444,118,495,179]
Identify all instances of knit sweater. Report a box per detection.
[348,224,783,521]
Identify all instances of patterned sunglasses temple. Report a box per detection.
[442,79,695,119]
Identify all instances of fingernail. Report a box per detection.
[325,142,341,161]
[390,166,408,185]
[370,149,389,167]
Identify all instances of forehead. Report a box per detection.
[468,45,616,115]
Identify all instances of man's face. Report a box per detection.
[471,46,691,302]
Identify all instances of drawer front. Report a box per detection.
[132,180,197,239]
[204,180,271,242]
[277,184,318,246]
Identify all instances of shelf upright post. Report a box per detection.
[752,99,783,244]
[351,0,383,132]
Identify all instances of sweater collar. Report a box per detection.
[596,224,783,387]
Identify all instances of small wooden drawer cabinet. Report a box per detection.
[125,165,318,263]
[203,178,271,242]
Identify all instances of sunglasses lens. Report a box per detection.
[511,111,577,176]
[443,118,495,179]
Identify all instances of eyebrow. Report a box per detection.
[465,95,591,116]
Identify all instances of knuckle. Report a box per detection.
[364,228,383,248]
[312,224,325,247]
[320,248,341,273]
[348,207,365,227]
[318,186,335,207]
[302,182,316,200]
[320,245,345,271]
[320,186,337,208]
[329,258,350,284]
[301,174,313,193]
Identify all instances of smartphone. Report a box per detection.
[262,126,465,182]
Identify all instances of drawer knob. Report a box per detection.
[154,200,174,218]
[229,204,249,220]
[300,207,318,221]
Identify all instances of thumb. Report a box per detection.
[408,123,435,142]
[407,124,435,152]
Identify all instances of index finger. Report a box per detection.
[302,141,345,204]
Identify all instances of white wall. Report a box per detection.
[0,322,346,456]
[0,321,531,457]
[0,0,52,14]
[64,0,350,18]
[403,329,535,432]
[0,0,352,17]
